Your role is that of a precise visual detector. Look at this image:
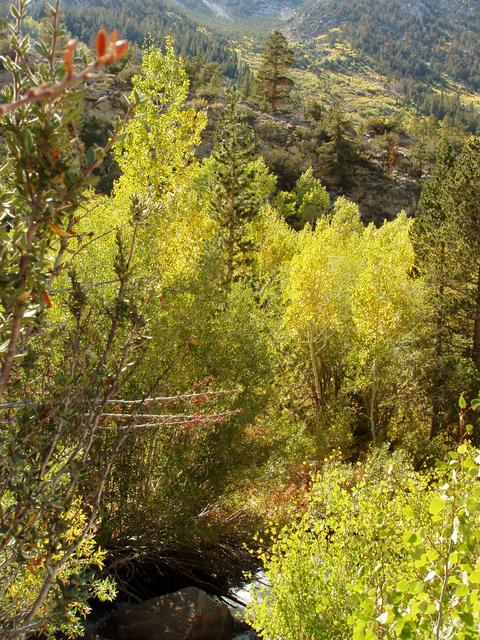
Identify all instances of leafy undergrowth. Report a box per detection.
[248,442,480,639]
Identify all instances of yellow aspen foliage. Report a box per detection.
[114,38,207,204]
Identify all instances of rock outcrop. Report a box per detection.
[99,587,234,640]
[197,100,422,224]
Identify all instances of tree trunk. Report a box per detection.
[430,241,445,440]
[472,261,480,370]
[369,359,378,443]
[226,222,235,285]
[308,328,323,409]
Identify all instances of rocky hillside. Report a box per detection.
[196,98,423,223]
[172,0,301,20]
[60,0,480,93]
[287,0,480,90]
[13,0,477,219]
[74,71,425,222]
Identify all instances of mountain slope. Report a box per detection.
[59,0,480,94]
[171,0,302,20]
[286,0,480,89]
[58,0,242,73]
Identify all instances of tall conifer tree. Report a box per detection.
[210,88,259,284]
[414,140,457,438]
[452,137,480,369]
[415,137,480,438]
[256,30,294,112]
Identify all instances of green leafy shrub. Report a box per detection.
[1,501,116,640]
[0,3,163,637]
[248,442,480,639]
[366,116,401,135]
[264,148,305,190]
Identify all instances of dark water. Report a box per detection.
[83,571,269,640]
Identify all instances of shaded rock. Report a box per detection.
[100,587,234,640]
[232,614,251,635]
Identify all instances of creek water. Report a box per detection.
[227,571,270,640]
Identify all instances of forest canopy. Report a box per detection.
[1,1,480,639]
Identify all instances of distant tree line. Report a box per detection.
[295,0,480,90]
[406,83,480,134]
[32,0,244,79]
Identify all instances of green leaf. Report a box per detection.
[85,146,96,167]
[455,583,469,597]
[459,395,467,409]
[469,570,480,585]
[397,579,411,592]
[429,495,445,516]
[402,506,415,519]
[0,340,10,353]
[402,531,418,545]
[409,580,425,594]
[459,612,474,627]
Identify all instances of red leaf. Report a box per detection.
[63,40,76,76]
[96,28,108,59]
[40,291,53,308]
[113,40,129,61]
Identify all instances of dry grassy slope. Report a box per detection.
[238,34,405,122]
[286,0,480,90]
[237,26,480,131]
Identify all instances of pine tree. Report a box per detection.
[326,104,356,185]
[414,137,480,438]
[256,30,294,112]
[450,137,480,368]
[414,139,459,439]
[210,88,259,284]
[240,67,254,100]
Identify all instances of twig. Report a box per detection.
[0,36,129,116]
[107,389,242,405]
[0,390,243,410]
[104,410,244,430]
